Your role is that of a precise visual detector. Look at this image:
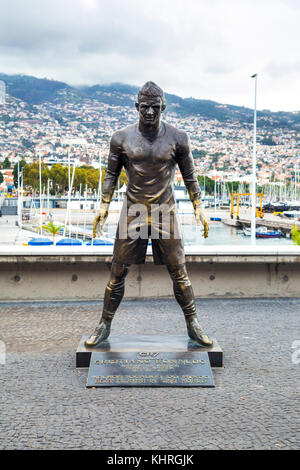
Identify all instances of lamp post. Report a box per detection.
[39,153,42,234]
[251,73,258,246]
[20,167,23,230]
[214,170,217,213]
[17,156,21,228]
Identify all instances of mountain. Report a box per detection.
[0,73,71,105]
[0,73,299,129]
[78,82,300,129]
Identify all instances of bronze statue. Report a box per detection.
[85,82,213,348]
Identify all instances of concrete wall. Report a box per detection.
[0,246,300,301]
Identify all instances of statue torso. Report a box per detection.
[119,122,179,206]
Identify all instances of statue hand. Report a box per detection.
[93,204,109,238]
[202,218,209,238]
[194,201,209,238]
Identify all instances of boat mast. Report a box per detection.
[96,147,102,211]
[76,183,82,239]
[83,184,88,241]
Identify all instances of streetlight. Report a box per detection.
[17,156,20,228]
[251,73,258,246]
[39,153,42,234]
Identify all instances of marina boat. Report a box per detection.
[243,228,251,236]
[28,237,53,246]
[283,211,300,219]
[56,238,83,246]
[86,236,114,246]
[256,227,282,238]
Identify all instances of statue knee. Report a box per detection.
[167,264,191,287]
[108,263,131,289]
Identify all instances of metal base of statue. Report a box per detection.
[76,334,223,369]
[86,350,215,388]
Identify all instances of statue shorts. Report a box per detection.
[111,199,185,266]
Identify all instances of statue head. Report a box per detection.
[135,81,166,127]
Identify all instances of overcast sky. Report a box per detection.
[0,0,299,111]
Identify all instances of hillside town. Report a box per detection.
[0,87,299,193]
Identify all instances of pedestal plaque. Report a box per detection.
[77,334,223,368]
[86,351,215,387]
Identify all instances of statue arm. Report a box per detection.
[102,132,124,202]
[93,132,123,237]
[175,132,209,237]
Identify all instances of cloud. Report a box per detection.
[265,61,300,78]
[0,0,299,111]
[205,64,234,75]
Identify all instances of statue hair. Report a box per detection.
[137,81,165,107]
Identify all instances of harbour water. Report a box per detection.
[98,223,293,246]
[0,212,295,246]
[181,223,293,246]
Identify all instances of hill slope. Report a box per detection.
[0,73,299,129]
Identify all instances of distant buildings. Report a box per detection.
[0,92,299,190]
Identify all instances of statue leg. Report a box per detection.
[166,264,213,347]
[85,262,130,347]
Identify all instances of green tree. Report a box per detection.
[13,159,26,187]
[193,150,207,159]
[49,164,68,194]
[23,161,50,194]
[0,172,3,184]
[119,169,127,187]
[73,167,88,193]
[86,167,100,192]
[291,225,300,245]
[73,166,107,194]
[197,175,215,194]
[23,162,39,193]
[3,157,11,169]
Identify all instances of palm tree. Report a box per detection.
[37,221,65,245]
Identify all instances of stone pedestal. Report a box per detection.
[76,334,223,368]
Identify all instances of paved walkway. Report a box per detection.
[0,215,35,245]
[0,298,299,450]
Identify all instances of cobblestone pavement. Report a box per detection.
[0,298,299,450]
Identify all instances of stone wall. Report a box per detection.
[0,246,299,300]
